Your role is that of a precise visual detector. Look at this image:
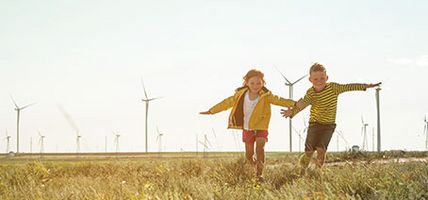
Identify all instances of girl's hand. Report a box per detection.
[367,82,382,88]
[199,111,212,115]
[280,109,293,118]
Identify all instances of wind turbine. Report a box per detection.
[275,67,307,152]
[5,129,11,153]
[360,117,369,151]
[372,127,375,152]
[140,78,162,153]
[292,126,304,153]
[424,115,428,151]
[10,96,36,153]
[38,131,45,154]
[57,105,81,153]
[335,129,349,151]
[113,131,120,153]
[156,127,164,153]
[199,134,212,157]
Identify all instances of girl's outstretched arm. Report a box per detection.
[200,95,236,115]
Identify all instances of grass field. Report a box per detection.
[0,151,427,199]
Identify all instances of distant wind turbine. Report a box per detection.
[335,129,349,151]
[57,105,82,153]
[360,117,369,151]
[424,115,428,151]
[140,78,163,153]
[10,95,36,153]
[199,134,212,157]
[5,129,11,153]
[113,131,120,153]
[275,66,307,152]
[38,131,45,154]
[156,126,164,153]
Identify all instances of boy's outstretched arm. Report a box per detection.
[281,98,309,118]
[367,82,382,88]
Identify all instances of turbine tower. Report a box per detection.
[424,115,428,150]
[58,105,81,153]
[275,67,307,152]
[38,131,45,154]
[361,117,369,151]
[5,129,11,153]
[10,96,36,153]
[113,131,120,153]
[156,127,164,153]
[375,86,382,152]
[140,78,162,153]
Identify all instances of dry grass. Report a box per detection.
[0,152,427,199]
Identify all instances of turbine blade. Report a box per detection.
[9,95,19,109]
[198,141,208,148]
[292,74,308,85]
[141,77,149,100]
[211,128,217,138]
[148,96,163,101]
[57,105,80,133]
[292,126,299,134]
[21,102,36,110]
[273,65,291,84]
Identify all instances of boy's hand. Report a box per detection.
[296,98,306,109]
[367,82,382,88]
[199,111,212,115]
[280,109,293,118]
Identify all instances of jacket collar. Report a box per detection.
[235,86,271,97]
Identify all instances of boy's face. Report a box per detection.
[309,71,328,91]
[246,76,264,94]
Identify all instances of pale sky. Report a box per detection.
[1,0,427,153]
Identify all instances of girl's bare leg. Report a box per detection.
[255,137,267,177]
[245,142,255,165]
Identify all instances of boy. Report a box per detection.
[281,63,380,172]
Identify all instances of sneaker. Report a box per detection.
[299,167,306,176]
[256,175,265,182]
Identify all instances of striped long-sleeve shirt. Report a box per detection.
[291,82,367,124]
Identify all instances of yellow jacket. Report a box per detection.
[209,86,295,130]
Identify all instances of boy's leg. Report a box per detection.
[299,151,314,169]
[255,137,267,177]
[316,147,326,168]
[300,124,318,169]
[315,124,336,168]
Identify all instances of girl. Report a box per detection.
[200,69,296,181]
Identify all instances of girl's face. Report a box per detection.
[246,76,264,93]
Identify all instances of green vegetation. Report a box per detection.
[0,152,427,199]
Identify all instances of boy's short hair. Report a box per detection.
[310,63,326,74]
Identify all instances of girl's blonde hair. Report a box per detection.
[243,69,265,86]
